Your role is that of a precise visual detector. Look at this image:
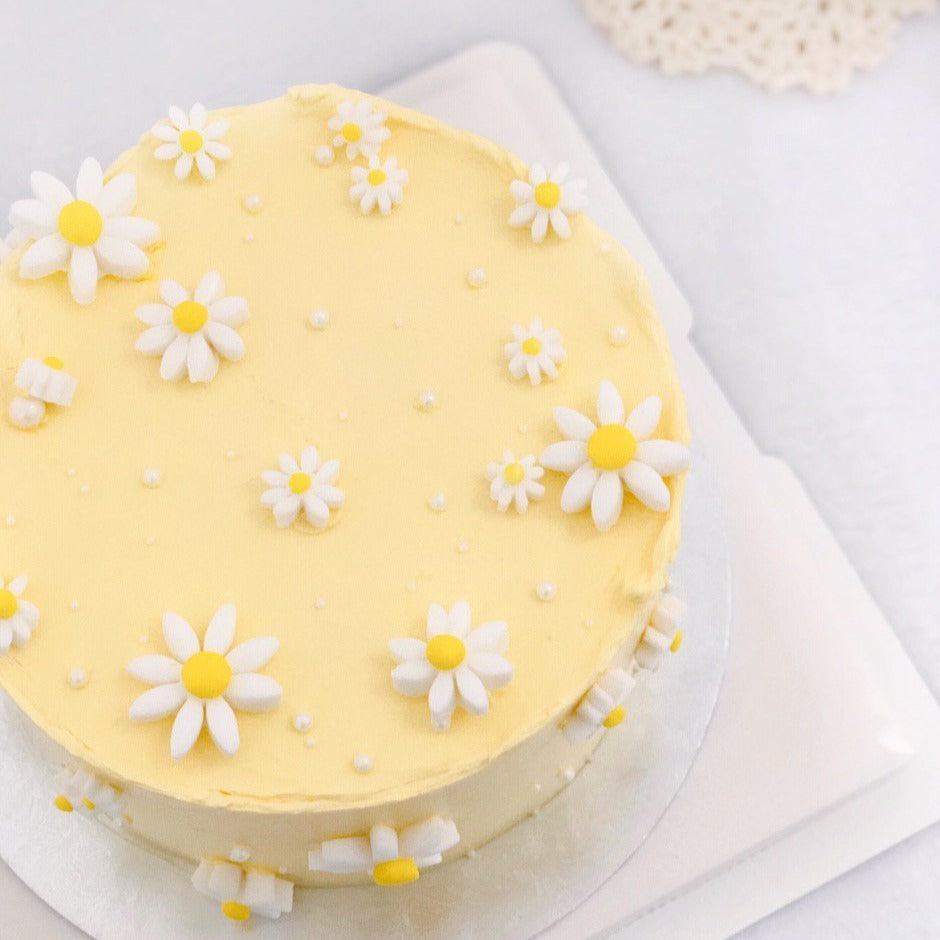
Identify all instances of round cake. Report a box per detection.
[0,84,690,920]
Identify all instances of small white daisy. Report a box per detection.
[127,604,281,760]
[505,319,566,385]
[0,575,39,654]
[7,356,78,430]
[261,447,344,530]
[509,162,587,244]
[390,601,513,731]
[485,452,545,513]
[9,158,160,305]
[563,667,636,744]
[540,380,691,531]
[152,104,232,181]
[327,99,390,160]
[634,591,687,672]
[135,271,249,384]
[350,156,408,216]
[53,766,124,824]
[309,817,460,885]
[192,860,293,922]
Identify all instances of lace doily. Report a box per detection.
[584,0,937,93]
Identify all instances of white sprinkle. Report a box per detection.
[608,325,629,347]
[584,617,596,628]
[454,214,465,224]
[467,267,487,288]
[67,668,88,689]
[457,541,470,554]
[224,449,237,460]
[4,515,14,526]
[308,308,329,330]
[142,467,162,488]
[66,468,77,478]
[415,389,438,412]
[138,634,149,644]
[68,600,80,612]
[338,410,349,422]
[243,193,263,213]
[292,713,312,733]
[229,846,251,864]
[536,581,557,602]
[144,536,156,546]
[518,423,529,434]
[314,144,335,166]
[304,736,317,748]
[562,766,576,782]
[428,492,447,512]
[393,317,404,329]
[467,849,477,859]
[406,580,417,592]
[353,753,374,773]
[534,783,542,792]
[243,232,255,243]
[600,243,612,254]
[79,484,90,495]
[314,597,327,610]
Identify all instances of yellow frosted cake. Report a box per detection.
[0,85,690,921]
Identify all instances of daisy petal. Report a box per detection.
[224,673,282,712]
[75,157,103,202]
[160,334,190,381]
[549,208,571,239]
[136,325,176,355]
[136,303,173,326]
[162,612,200,661]
[205,697,239,756]
[389,638,426,662]
[466,652,513,689]
[204,141,232,160]
[68,246,99,306]
[622,461,671,512]
[154,142,182,160]
[30,170,72,208]
[273,495,301,528]
[597,380,626,425]
[170,697,204,759]
[315,459,340,484]
[208,296,249,326]
[189,103,207,130]
[103,216,159,247]
[174,153,194,179]
[553,407,596,442]
[186,332,219,383]
[591,470,624,531]
[455,666,489,715]
[204,322,246,361]
[261,486,289,507]
[96,174,137,217]
[509,203,537,227]
[625,396,662,440]
[428,672,456,730]
[426,604,450,639]
[635,440,691,477]
[19,234,69,279]
[9,199,57,238]
[194,270,224,305]
[466,621,508,654]
[561,463,599,513]
[312,484,344,508]
[160,279,189,307]
[302,495,330,528]
[202,120,230,140]
[126,654,182,685]
[226,636,279,673]
[391,659,436,697]
[129,682,187,721]
[169,106,189,130]
[203,603,236,654]
[540,440,588,473]
[94,236,148,278]
[195,152,216,180]
[7,576,27,596]
[448,600,472,637]
[531,211,549,244]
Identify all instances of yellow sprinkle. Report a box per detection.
[373,857,420,886]
[82,798,96,811]
[670,630,684,653]
[221,901,251,921]
[53,795,74,813]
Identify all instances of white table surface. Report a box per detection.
[0,2,938,937]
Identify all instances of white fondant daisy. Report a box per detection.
[563,666,636,744]
[540,380,691,531]
[504,319,566,385]
[389,601,513,731]
[309,818,460,885]
[152,104,232,181]
[261,447,344,530]
[485,452,545,514]
[134,272,249,384]
[9,158,160,305]
[0,575,39,654]
[127,604,281,760]
[634,591,687,672]
[192,860,293,922]
[350,156,408,216]
[328,99,390,160]
[508,162,587,244]
[53,767,124,824]
[7,356,78,430]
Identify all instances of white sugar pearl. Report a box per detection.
[67,668,88,689]
[562,766,576,782]
[66,468,77,477]
[144,536,156,546]
[337,410,349,422]
[142,468,162,488]
[68,600,80,612]
[4,515,14,526]
[518,423,529,434]
[79,484,90,495]
[314,597,327,610]
[308,308,329,330]
[243,232,255,243]
[229,846,251,864]
[292,713,312,733]
[243,193,263,213]
[406,580,417,592]
[304,736,317,748]
[608,325,629,346]
[600,243,612,254]
[393,317,404,329]
[454,214,465,224]
[353,753,374,773]
[536,581,557,601]
[8,396,44,429]
[457,541,470,554]
[314,144,335,166]
[584,617,596,628]
[428,493,446,512]
[224,450,237,460]
[467,267,487,288]
[415,389,438,411]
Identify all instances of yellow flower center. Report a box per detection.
[0,589,18,619]
[289,471,311,494]
[181,651,232,700]
[57,200,102,247]
[587,425,637,471]
[341,122,362,142]
[367,168,387,186]
[670,630,684,653]
[372,857,420,886]
[179,129,204,154]
[82,797,97,811]
[534,181,561,209]
[426,634,466,671]
[172,300,209,334]
[603,705,627,728]
[53,795,74,813]
[521,337,542,356]
[503,462,526,485]
[221,901,251,921]
[44,356,64,370]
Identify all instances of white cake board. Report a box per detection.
[1,41,939,940]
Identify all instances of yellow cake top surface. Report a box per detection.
[0,85,688,810]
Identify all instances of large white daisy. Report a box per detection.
[508,162,587,244]
[485,452,545,514]
[135,271,249,383]
[327,99,390,160]
[504,318,566,385]
[0,575,39,654]
[389,601,513,731]
[127,604,281,759]
[308,818,460,885]
[261,447,344,530]
[540,380,691,531]
[9,158,160,305]
[152,104,232,181]
[350,156,408,216]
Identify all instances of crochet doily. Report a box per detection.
[584,0,937,93]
